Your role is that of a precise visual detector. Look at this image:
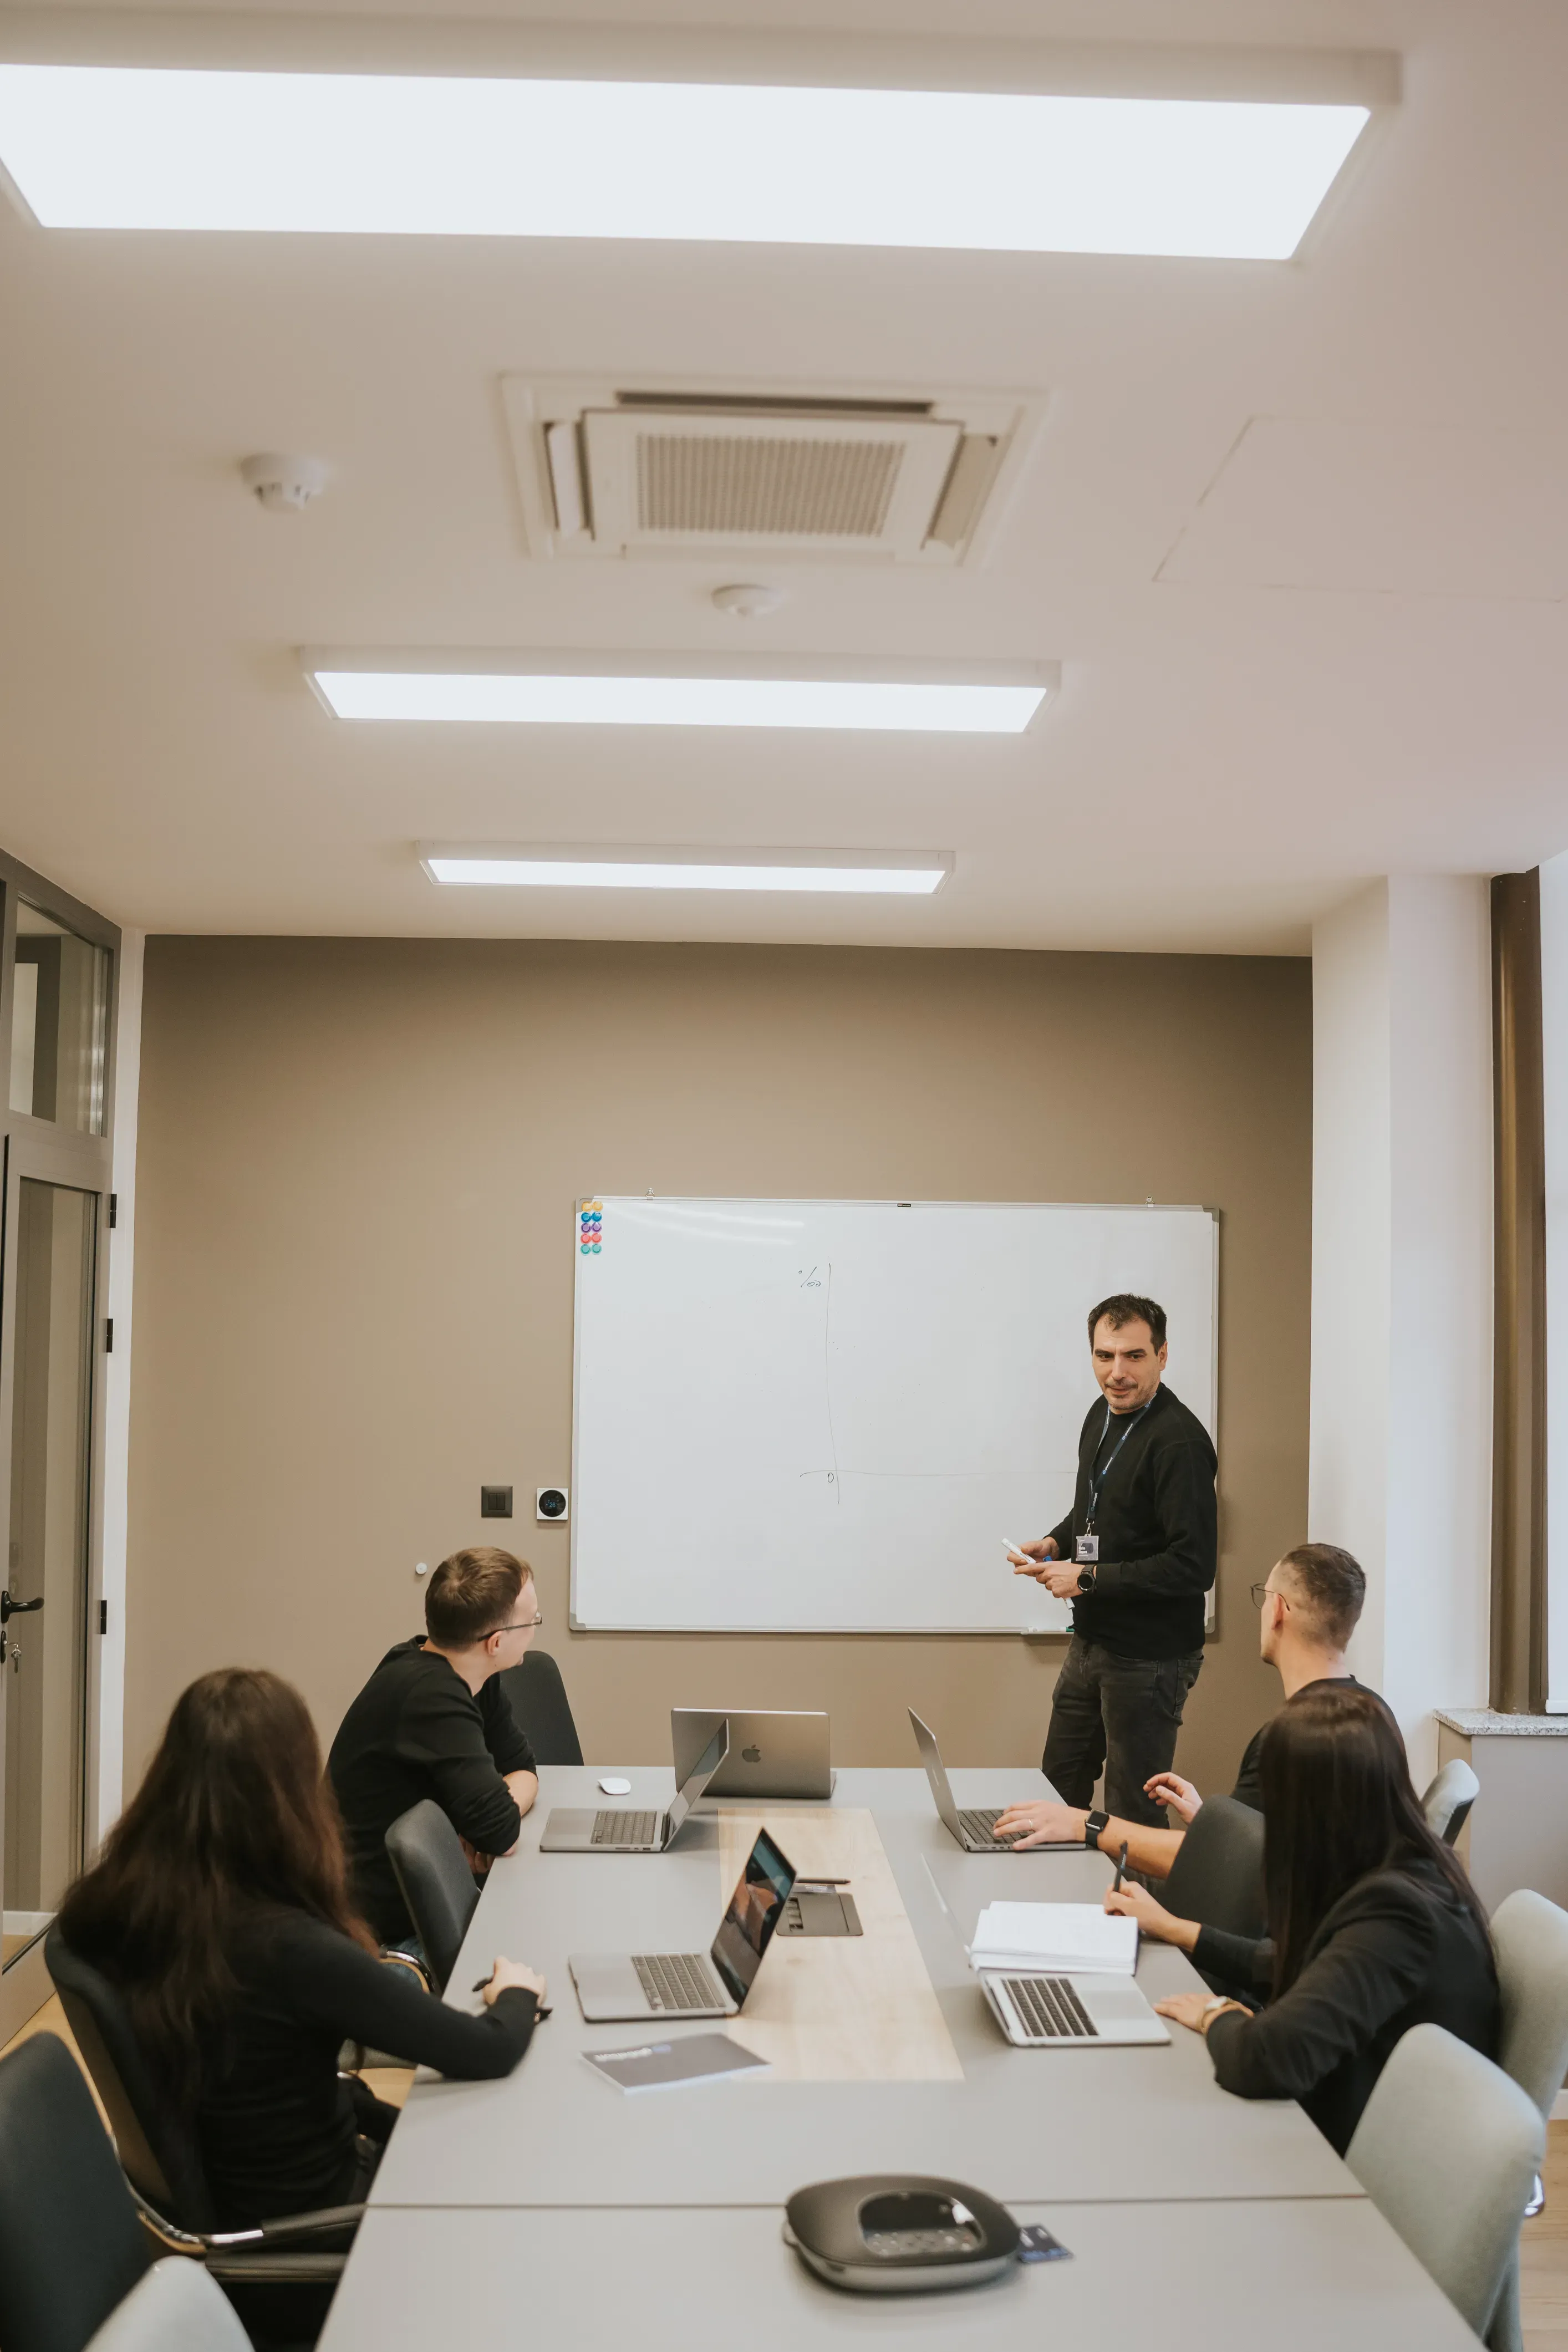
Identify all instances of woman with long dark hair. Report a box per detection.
[1114,1682,1498,2152]
[58,1668,546,2226]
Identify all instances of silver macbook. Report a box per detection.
[569,1827,796,2022]
[539,1722,729,1854]
[671,1707,832,1801]
[924,1855,1169,2049]
[908,1709,1034,1852]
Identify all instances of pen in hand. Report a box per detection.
[1112,1841,1128,1896]
[472,1973,552,2018]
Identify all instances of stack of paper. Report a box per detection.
[969,1902,1138,1977]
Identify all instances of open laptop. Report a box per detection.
[671,1707,833,1802]
[908,1709,1036,1852]
[540,1723,730,1854]
[924,1855,1170,2049]
[569,1827,797,2021]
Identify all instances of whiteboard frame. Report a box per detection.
[568,1196,1219,1636]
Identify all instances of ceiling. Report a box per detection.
[2,0,1566,955]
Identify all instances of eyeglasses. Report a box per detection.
[1249,1583,1287,1609]
[495,1613,543,1634]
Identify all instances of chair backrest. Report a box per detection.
[0,2032,151,2352]
[384,1799,481,1992]
[45,1926,216,2232]
[1159,1794,1267,1940]
[1345,2022,1543,2337]
[497,1648,583,1767]
[86,2260,250,2352]
[1421,1758,1480,1846]
[1491,1887,1568,2120]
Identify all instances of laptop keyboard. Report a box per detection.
[1002,1975,1098,2040]
[590,1810,660,1847]
[959,1808,1015,1846]
[633,1953,722,2011]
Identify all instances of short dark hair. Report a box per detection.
[1087,1294,1167,1351]
[1275,1543,1366,1648]
[425,1547,529,1648]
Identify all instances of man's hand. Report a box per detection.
[1103,1881,1199,1952]
[1041,1561,1086,1600]
[990,1799,1089,1850]
[458,1835,495,1878]
[1006,1539,1060,1584]
[1144,1771,1203,1824]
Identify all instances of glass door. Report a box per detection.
[1,1178,96,1966]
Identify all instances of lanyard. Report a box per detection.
[1085,1398,1153,1528]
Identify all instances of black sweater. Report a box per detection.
[327,1639,536,1944]
[1202,1861,1499,2154]
[1046,1385,1218,1659]
[196,1910,538,2225]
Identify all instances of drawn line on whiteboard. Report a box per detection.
[824,1260,841,1504]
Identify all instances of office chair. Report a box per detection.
[498,1648,583,1766]
[1482,1889,1568,2352]
[45,1928,362,2340]
[1158,1794,1266,1942]
[1421,1757,1480,1846]
[1345,2022,1542,2343]
[88,2259,251,2352]
[384,1799,481,1993]
[0,2031,154,2352]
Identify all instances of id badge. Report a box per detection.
[1076,1533,1099,1564]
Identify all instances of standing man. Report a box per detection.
[1009,1293,1216,1829]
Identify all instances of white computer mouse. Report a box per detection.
[598,1776,633,1796]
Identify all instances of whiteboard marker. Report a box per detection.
[1003,1539,1034,1561]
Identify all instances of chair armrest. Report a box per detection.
[202,2249,350,2287]
[208,2202,365,2249]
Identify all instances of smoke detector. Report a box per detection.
[712,583,786,619]
[239,453,330,513]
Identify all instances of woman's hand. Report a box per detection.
[1155,1991,1251,2035]
[990,1800,1088,1850]
[1103,1882,1199,1952]
[480,1959,547,2007]
[1144,1771,1203,1824]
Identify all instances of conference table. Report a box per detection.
[319,1764,1478,2349]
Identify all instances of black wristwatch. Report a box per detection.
[1083,1808,1110,1851]
[1076,1562,1097,1591]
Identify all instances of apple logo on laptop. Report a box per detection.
[742,1744,762,1764]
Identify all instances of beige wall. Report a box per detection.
[126,938,1311,1795]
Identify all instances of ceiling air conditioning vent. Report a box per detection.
[502,377,1045,567]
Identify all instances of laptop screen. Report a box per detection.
[665,1720,728,1837]
[709,1829,795,2007]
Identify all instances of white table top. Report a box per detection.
[321,2197,1477,2352]
[366,1764,1353,2211]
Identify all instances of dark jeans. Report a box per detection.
[1041,1634,1204,1826]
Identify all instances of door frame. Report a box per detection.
[0,857,118,2038]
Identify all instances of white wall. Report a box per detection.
[1310,878,1493,1782]
[1540,852,1568,1710]
[95,926,142,1839]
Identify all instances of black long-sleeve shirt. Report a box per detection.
[1046,1384,1218,1658]
[1202,1861,1499,2154]
[327,1638,536,1943]
[197,1908,539,2225]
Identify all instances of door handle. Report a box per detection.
[0,1594,43,1622]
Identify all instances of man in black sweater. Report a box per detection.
[1008,1293,1216,1828]
[328,1546,541,1946]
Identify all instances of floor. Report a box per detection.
[2,1991,1565,2338]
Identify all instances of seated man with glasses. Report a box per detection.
[994,1543,1380,1876]
[328,1546,542,1947]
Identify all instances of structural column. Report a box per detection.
[1309,878,1493,1783]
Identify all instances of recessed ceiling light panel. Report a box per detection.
[419,845,953,895]
[304,654,1053,734]
[0,64,1372,258]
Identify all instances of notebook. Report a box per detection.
[968,1902,1138,1977]
[582,2033,771,2093]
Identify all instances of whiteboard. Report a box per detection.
[569,1198,1217,1634]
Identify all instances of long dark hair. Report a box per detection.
[58,1668,374,2104]
[1259,1683,1491,1996]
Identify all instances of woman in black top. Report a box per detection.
[58,1668,546,2226]
[1108,1683,1498,2153]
